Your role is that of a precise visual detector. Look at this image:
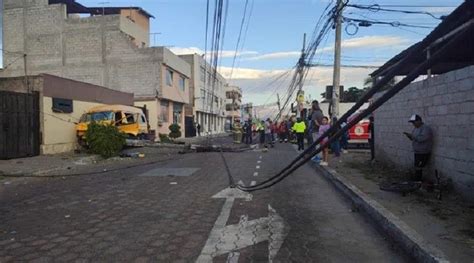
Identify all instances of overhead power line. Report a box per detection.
[229,0,250,81]
[343,16,435,29]
[347,3,446,20]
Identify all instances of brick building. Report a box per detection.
[0,0,190,139]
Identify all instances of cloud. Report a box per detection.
[244,51,302,61]
[243,35,410,61]
[218,66,288,79]
[169,46,258,58]
[226,66,375,106]
[422,7,456,14]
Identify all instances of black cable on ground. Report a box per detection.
[219,148,236,187]
[1,157,179,179]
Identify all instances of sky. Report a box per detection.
[0,0,464,114]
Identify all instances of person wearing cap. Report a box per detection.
[404,114,433,181]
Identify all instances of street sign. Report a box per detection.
[196,186,289,262]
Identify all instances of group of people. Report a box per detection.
[289,100,347,166]
[230,101,433,182]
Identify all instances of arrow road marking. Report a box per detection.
[196,188,289,263]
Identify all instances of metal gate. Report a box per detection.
[184,116,196,138]
[0,91,40,159]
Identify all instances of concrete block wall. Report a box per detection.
[374,66,474,201]
[0,1,191,100]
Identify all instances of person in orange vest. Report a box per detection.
[292,117,306,151]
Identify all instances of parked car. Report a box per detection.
[347,113,370,145]
[76,105,149,144]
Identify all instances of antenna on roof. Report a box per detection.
[98,1,110,16]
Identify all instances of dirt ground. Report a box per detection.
[328,150,474,262]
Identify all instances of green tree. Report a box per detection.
[363,76,396,91]
[169,123,182,139]
[342,86,366,102]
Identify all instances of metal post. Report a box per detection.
[427,48,432,78]
[331,0,343,119]
[23,54,32,155]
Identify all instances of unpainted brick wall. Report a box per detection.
[374,66,474,201]
[0,1,191,99]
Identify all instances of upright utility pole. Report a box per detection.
[331,0,343,119]
[277,93,281,113]
[296,33,306,118]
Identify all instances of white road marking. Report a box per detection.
[259,156,262,159]
[197,192,290,263]
[250,181,256,186]
[256,165,260,169]
[170,182,178,185]
[226,252,240,263]
[253,172,259,177]
[257,160,262,164]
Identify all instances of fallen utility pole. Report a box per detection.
[239,20,472,192]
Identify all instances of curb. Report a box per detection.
[311,163,449,263]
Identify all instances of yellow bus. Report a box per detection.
[76,105,149,143]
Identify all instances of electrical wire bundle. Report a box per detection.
[272,0,342,122]
[237,1,470,192]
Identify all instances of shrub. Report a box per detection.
[85,122,126,158]
[169,123,182,139]
[159,133,172,143]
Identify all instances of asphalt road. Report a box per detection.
[0,139,410,262]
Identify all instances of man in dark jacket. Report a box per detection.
[404,114,433,181]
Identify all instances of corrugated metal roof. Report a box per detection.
[371,0,474,77]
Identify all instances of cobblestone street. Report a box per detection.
[0,139,409,262]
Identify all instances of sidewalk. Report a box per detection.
[319,150,474,262]
[0,146,183,179]
[0,134,234,179]
[175,132,230,144]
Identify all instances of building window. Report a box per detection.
[52,98,73,113]
[200,67,206,82]
[201,89,206,107]
[160,100,169,122]
[173,103,182,124]
[179,76,186,91]
[166,69,174,86]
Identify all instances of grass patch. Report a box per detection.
[344,160,405,183]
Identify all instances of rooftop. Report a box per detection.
[49,0,155,19]
[371,0,474,78]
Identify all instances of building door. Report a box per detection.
[184,116,196,138]
[0,91,40,159]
